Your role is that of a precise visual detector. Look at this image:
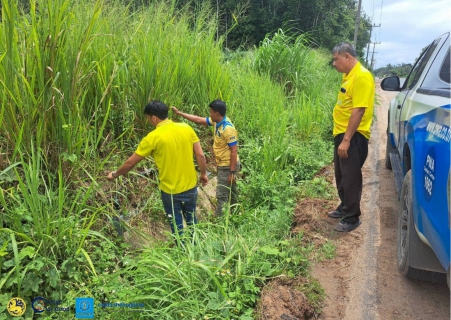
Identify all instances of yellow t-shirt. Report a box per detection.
[135,119,199,194]
[206,116,239,166]
[333,62,375,139]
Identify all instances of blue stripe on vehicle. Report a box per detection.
[405,103,450,270]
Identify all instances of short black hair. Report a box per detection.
[332,42,357,58]
[209,99,226,116]
[144,100,168,120]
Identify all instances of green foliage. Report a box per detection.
[173,0,371,57]
[317,241,336,261]
[118,211,313,319]
[0,0,230,166]
[240,138,333,195]
[298,176,336,200]
[254,30,340,99]
[226,32,339,186]
[297,277,325,313]
[238,170,297,210]
[285,139,334,182]
[0,149,130,317]
[374,63,413,78]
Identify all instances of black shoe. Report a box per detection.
[327,210,345,218]
[334,219,361,232]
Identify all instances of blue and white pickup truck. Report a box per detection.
[381,32,450,286]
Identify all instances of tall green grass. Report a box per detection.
[1,0,338,178]
[117,209,311,319]
[0,149,116,303]
[223,31,338,180]
[254,29,340,99]
[0,0,231,164]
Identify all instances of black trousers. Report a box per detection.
[334,132,369,223]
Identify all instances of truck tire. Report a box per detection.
[385,137,393,169]
[397,170,446,283]
[385,125,395,169]
[397,171,417,277]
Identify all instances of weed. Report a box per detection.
[298,277,325,314]
[298,176,337,200]
[316,241,336,261]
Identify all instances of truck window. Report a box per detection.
[404,38,441,90]
[439,48,450,84]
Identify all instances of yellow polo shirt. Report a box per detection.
[206,116,239,166]
[135,119,199,194]
[333,62,375,139]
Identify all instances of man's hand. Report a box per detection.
[106,154,143,181]
[338,108,365,158]
[171,106,180,115]
[199,173,208,187]
[107,171,116,181]
[338,140,350,158]
[228,172,237,185]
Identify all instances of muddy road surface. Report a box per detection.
[312,81,450,320]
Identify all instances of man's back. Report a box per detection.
[135,120,199,194]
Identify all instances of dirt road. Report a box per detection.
[312,82,450,320]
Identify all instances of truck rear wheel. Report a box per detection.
[385,138,393,170]
[397,170,446,283]
[385,111,395,170]
[398,171,417,276]
[385,131,395,170]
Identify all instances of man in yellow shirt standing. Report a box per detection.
[172,99,239,217]
[328,42,375,232]
[107,100,208,237]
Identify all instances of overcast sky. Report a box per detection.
[360,0,451,69]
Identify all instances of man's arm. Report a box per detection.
[107,153,144,180]
[228,145,238,184]
[337,107,365,158]
[193,142,208,186]
[171,106,208,125]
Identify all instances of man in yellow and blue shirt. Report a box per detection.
[107,100,208,237]
[328,42,375,232]
[172,99,240,216]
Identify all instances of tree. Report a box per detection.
[126,0,371,55]
[373,63,413,78]
[220,0,370,58]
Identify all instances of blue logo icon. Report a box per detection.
[31,297,46,313]
[75,298,94,319]
[31,297,66,313]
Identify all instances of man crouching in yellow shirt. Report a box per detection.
[172,100,240,217]
[107,100,208,238]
